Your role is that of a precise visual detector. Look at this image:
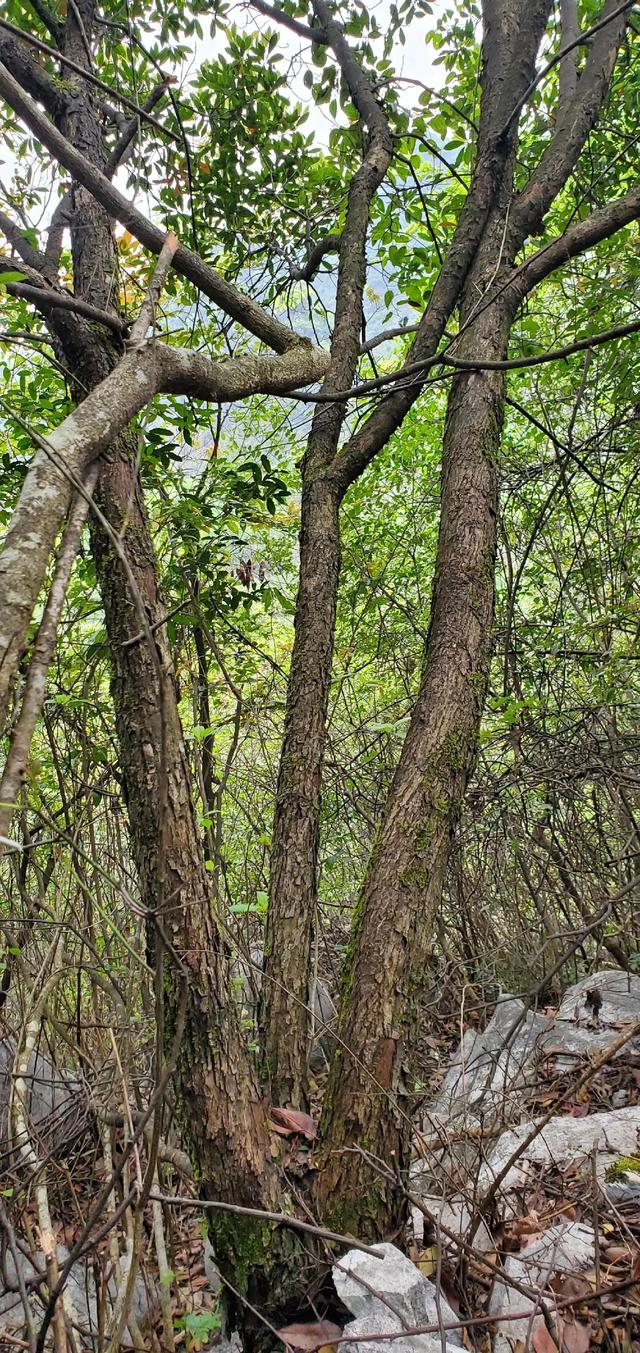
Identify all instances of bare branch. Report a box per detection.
[289,232,341,282]
[5,277,127,336]
[359,322,420,355]
[26,0,64,45]
[104,78,172,178]
[0,463,99,841]
[127,230,179,347]
[515,181,640,294]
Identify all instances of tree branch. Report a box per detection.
[0,59,321,354]
[510,0,630,240]
[27,0,64,45]
[0,338,329,730]
[249,0,327,44]
[0,18,177,142]
[557,0,579,124]
[514,181,640,294]
[104,78,172,178]
[0,28,65,116]
[289,232,341,282]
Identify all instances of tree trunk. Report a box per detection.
[316,272,515,1239]
[260,470,341,1106]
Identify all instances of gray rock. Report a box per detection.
[490,1221,596,1353]
[333,1243,462,1347]
[234,945,336,1072]
[428,998,551,1131]
[409,1192,493,1254]
[478,1104,640,1199]
[339,1310,460,1352]
[0,1038,83,1155]
[540,969,640,1069]
[555,969,640,1028]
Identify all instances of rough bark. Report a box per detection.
[316,263,514,1239]
[260,0,392,1108]
[316,0,629,1240]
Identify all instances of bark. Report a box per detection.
[316,0,629,1240]
[316,264,514,1240]
[261,0,552,1111]
[260,0,392,1108]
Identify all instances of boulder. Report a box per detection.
[339,1310,461,1353]
[540,969,640,1068]
[478,1103,640,1200]
[427,998,551,1131]
[489,1221,596,1353]
[333,1243,462,1350]
[0,1038,84,1156]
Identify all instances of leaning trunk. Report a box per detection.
[316,283,515,1239]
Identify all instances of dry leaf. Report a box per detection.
[416,1245,438,1278]
[561,1320,591,1353]
[532,1322,559,1353]
[275,1319,343,1350]
[270,1107,318,1141]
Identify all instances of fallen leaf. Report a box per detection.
[416,1244,437,1277]
[270,1107,318,1141]
[532,1323,559,1353]
[275,1319,343,1350]
[561,1320,591,1353]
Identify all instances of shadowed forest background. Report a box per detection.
[0,0,640,1348]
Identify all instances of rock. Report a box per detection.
[339,1310,460,1352]
[410,1192,494,1254]
[540,969,640,1068]
[555,969,640,1028]
[333,1243,462,1348]
[478,1104,640,1199]
[427,998,551,1131]
[0,1038,84,1155]
[490,1221,596,1353]
[234,946,336,1072]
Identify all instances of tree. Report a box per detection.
[0,0,639,1340]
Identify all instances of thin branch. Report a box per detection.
[26,0,63,44]
[5,278,127,336]
[291,313,640,405]
[127,230,179,347]
[289,232,341,282]
[104,78,172,178]
[149,1193,382,1256]
[359,322,420,355]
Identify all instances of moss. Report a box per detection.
[441,728,467,771]
[605,1155,640,1182]
[209,1212,274,1294]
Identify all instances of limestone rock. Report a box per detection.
[478,1103,640,1199]
[333,1242,462,1348]
[490,1221,596,1353]
[339,1309,460,1352]
[427,998,551,1131]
